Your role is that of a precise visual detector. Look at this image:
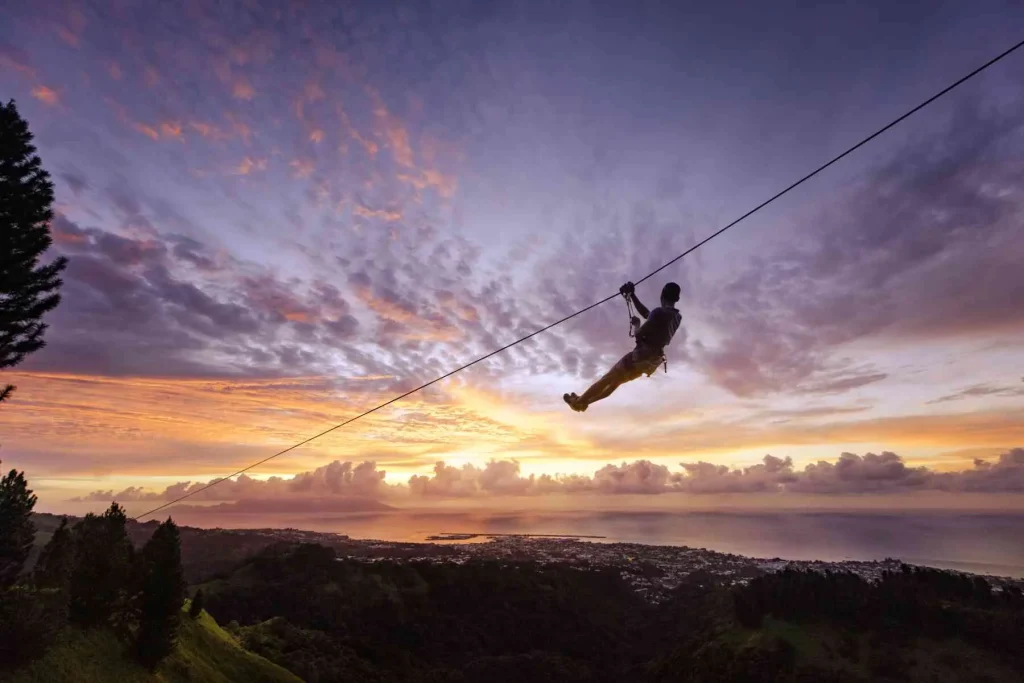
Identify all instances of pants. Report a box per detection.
[612,346,664,383]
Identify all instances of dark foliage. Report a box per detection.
[204,545,1024,683]
[731,566,1024,673]
[207,543,651,683]
[33,515,72,590]
[0,586,64,671]
[134,518,186,670]
[0,99,67,404]
[0,466,36,588]
[234,616,384,683]
[68,503,135,628]
[188,587,204,619]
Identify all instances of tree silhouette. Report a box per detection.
[33,515,73,591]
[68,502,134,628]
[0,468,59,670]
[0,99,68,404]
[0,464,36,587]
[189,588,205,619]
[135,518,186,670]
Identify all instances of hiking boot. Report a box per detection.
[563,393,586,412]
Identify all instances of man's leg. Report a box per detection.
[576,362,640,409]
[575,371,618,408]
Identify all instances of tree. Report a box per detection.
[189,587,204,619]
[0,586,63,671]
[0,99,68,404]
[68,502,134,628]
[0,464,36,587]
[135,517,186,670]
[33,515,73,590]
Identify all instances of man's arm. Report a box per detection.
[630,292,650,319]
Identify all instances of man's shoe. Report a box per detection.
[564,393,586,412]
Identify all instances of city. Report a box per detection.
[205,524,1024,603]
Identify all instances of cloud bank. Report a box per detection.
[75,448,1024,504]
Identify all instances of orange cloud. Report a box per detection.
[398,169,458,199]
[0,371,514,485]
[353,204,402,221]
[437,291,478,323]
[581,405,1024,465]
[309,129,324,143]
[31,86,60,106]
[234,156,268,175]
[366,88,415,168]
[108,62,123,80]
[134,122,161,140]
[6,365,1024,512]
[350,286,462,343]
[233,80,256,100]
[144,66,160,88]
[372,100,414,168]
[386,125,413,167]
[160,121,183,139]
[353,129,378,157]
[337,107,379,158]
[189,121,224,139]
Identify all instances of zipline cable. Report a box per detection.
[134,37,1024,521]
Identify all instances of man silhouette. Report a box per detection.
[564,281,681,412]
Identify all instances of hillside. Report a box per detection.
[195,543,1024,683]
[9,608,300,683]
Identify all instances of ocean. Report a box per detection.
[163,506,1024,579]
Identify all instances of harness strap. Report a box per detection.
[623,292,638,338]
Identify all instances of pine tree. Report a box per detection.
[188,587,204,619]
[0,464,36,587]
[33,515,72,590]
[135,518,186,670]
[0,99,68,404]
[68,502,134,628]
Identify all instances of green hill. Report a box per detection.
[9,608,301,683]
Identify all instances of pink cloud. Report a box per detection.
[0,44,36,78]
[31,85,60,106]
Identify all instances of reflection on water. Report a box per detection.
[166,507,1024,578]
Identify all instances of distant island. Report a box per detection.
[427,532,607,541]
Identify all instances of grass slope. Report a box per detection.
[9,609,301,683]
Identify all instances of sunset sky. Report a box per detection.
[1,0,1023,520]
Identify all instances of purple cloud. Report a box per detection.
[688,101,1024,396]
